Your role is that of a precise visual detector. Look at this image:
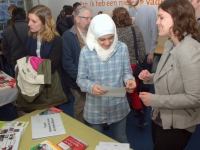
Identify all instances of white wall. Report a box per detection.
[32,0,164,21]
[33,0,49,7]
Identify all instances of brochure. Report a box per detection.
[31,114,66,140]
[37,107,63,116]
[0,121,29,150]
[30,139,62,150]
[57,135,88,150]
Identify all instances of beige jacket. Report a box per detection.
[150,35,200,130]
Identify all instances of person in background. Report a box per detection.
[56,5,74,36]
[5,5,17,28]
[112,7,147,127]
[128,0,158,118]
[98,11,103,15]
[15,5,68,113]
[77,14,136,143]
[128,0,158,72]
[139,0,200,149]
[2,7,29,77]
[56,5,67,22]
[73,2,81,11]
[62,5,92,123]
[189,0,200,42]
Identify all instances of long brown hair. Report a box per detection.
[112,7,132,28]
[28,5,59,42]
[159,0,199,41]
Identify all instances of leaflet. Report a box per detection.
[100,86,127,97]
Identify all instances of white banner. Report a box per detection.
[35,0,164,20]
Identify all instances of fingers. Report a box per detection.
[126,80,136,93]
[94,89,107,96]
[92,84,107,96]
[139,92,151,106]
[139,70,150,81]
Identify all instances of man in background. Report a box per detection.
[128,0,158,72]
[189,0,200,42]
[5,5,17,28]
[62,5,92,123]
[128,0,158,125]
[2,7,29,76]
[56,5,74,36]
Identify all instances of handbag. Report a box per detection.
[12,24,28,66]
[130,26,145,79]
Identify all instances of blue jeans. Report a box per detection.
[87,117,128,143]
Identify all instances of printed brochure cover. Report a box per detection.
[30,139,62,150]
[58,135,88,150]
[31,114,66,140]
[37,107,63,116]
[0,121,29,150]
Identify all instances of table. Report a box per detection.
[15,110,132,150]
[154,46,164,55]
[0,71,18,106]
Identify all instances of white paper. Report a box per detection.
[100,86,126,97]
[31,114,66,140]
[98,142,130,150]
[95,145,110,150]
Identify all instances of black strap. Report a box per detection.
[12,25,28,57]
[131,26,139,62]
[12,25,28,51]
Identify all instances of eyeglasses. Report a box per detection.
[78,16,93,20]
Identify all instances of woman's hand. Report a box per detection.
[139,92,151,106]
[92,84,107,96]
[126,80,136,93]
[138,70,151,82]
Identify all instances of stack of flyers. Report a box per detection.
[0,121,29,150]
[95,142,130,150]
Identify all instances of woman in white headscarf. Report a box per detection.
[76,14,136,143]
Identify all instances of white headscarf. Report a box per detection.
[86,14,118,61]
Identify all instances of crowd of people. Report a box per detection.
[1,0,200,149]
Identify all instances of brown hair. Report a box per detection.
[8,5,17,11]
[159,0,199,41]
[112,7,132,28]
[28,5,59,42]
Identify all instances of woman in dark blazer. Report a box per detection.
[139,0,200,149]
[16,5,68,113]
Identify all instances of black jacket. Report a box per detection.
[2,20,29,65]
[56,16,74,36]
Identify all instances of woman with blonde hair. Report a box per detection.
[15,5,68,113]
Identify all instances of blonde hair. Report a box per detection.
[28,5,59,42]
